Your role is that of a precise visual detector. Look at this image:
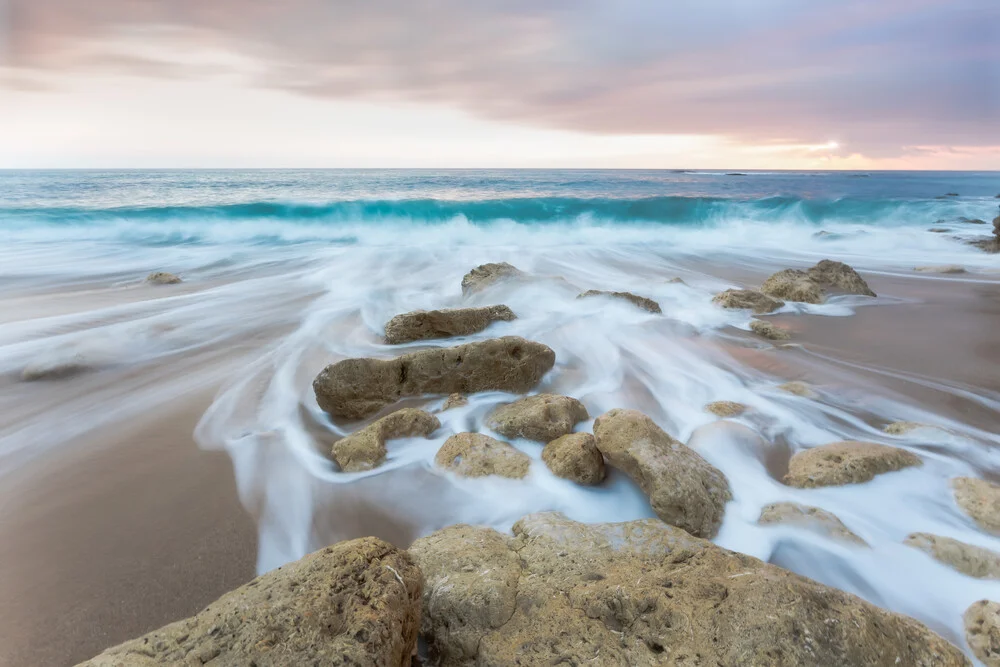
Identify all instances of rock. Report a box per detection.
[21,356,91,381]
[541,433,605,485]
[578,290,662,314]
[409,512,968,667]
[958,217,987,225]
[313,336,555,420]
[705,401,747,417]
[807,259,876,296]
[332,408,440,472]
[778,381,814,397]
[461,262,524,295]
[970,237,1000,253]
[758,502,867,546]
[666,277,687,285]
[883,421,928,435]
[712,288,784,314]
[146,271,182,285]
[928,227,951,232]
[904,533,1000,579]
[80,537,421,667]
[434,433,530,479]
[953,477,1000,536]
[965,600,1000,667]
[944,192,960,197]
[915,265,966,274]
[593,409,731,538]
[485,393,589,443]
[383,305,516,344]
[760,269,825,304]
[784,441,921,488]
[441,393,468,410]
[750,318,790,340]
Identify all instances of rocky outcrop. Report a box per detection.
[784,441,921,488]
[713,289,784,314]
[760,269,825,303]
[410,512,968,667]
[807,259,876,296]
[313,336,555,420]
[441,393,468,410]
[461,262,524,295]
[578,290,662,313]
[383,305,516,344]
[541,433,605,485]
[758,502,867,546]
[953,477,1000,535]
[434,433,530,479]
[332,408,440,472]
[904,533,1000,579]
[915,265,966,274]
[750,318,790,340]
[146,271,182,285]
[965,600,1000,667]
[593,409,731,538]
[705,400,747,417]
[778,381,815,397]
[80,537,421,667]
[485,393,589,443]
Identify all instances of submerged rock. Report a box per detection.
[434,432,530,479]
[928,227,951,233]
[384,305,516,344]
[760,268,825,304]
[81,537,421,667]
[541,433,605,485]
[953,477,1000,536]
[758,502,867,546]
[441,393,468,411]
[705,400,747,417]
[331,408,440,472]
[712,288,784,314]
[807,259,876,296]
[778,381,815,397]
[461,262,524,295]
[784,441,921,488]
[970,237,1000,253]
[904,532,1000,579]
[313,336,555,420]
[915,265,966,274]
[750,318,790,340]
[485,393,589,443]
[578,289,662,313]
[883,421,929,435]
[21,356,92,381]
[146,271,182,285]
[410,512,968,667]
[593,409,731,538]
[965,600,1000,667]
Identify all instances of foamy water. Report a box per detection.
[1,170,998,660]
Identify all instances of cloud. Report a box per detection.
[5,0,999,154]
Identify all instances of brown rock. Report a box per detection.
[970,237,1000,253]
[384,305,516,344]
[883,421,928,435]
[705,401,747,417]
[758,502,867,546]
[785,441,921,488]
[760,268,825,303]
[332,408,440,472]
[712,288,784,314]
[146,271,182,285]
[434,433,530,479]
[80,537,421,667]
[485,393,589,443]
[578,290,662,313]
[778,381,815,397]
[593,409,731,538]
[807,259,876,296]
[461,262,524,295]
[410,512,968,667]
[750,318,791,340]
[21,356,92,381]
[541,433,605,485]
[928,227,951,233]
[441,393,468,410]
[904,532,1000,579]
[965,600,1000,667]
[914,265,966,274]
[313,336,555,420]
[953,477,1000,536]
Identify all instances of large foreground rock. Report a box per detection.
[807,259,876,296]
[485,393,589,443]
[760,269,824,303]
[434,433,530,479]
[410,512,968,667]
[904,532,1000,579]
[593,409,731,538]
[965,600,1000,667]
[784,441,921,488]
[758,502,867,546]
[80,537,421,667]
[384,305,516,344]
[461,262,524,295]
[313,336,555,420]
[578,290,662,313]
[541,433,605,485]
[953,477,1000,535]
[712,288,783,314]
[332,408,440,472]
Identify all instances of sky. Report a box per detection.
[1,0,998,169]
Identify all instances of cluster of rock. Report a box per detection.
[968,208,1000,253]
